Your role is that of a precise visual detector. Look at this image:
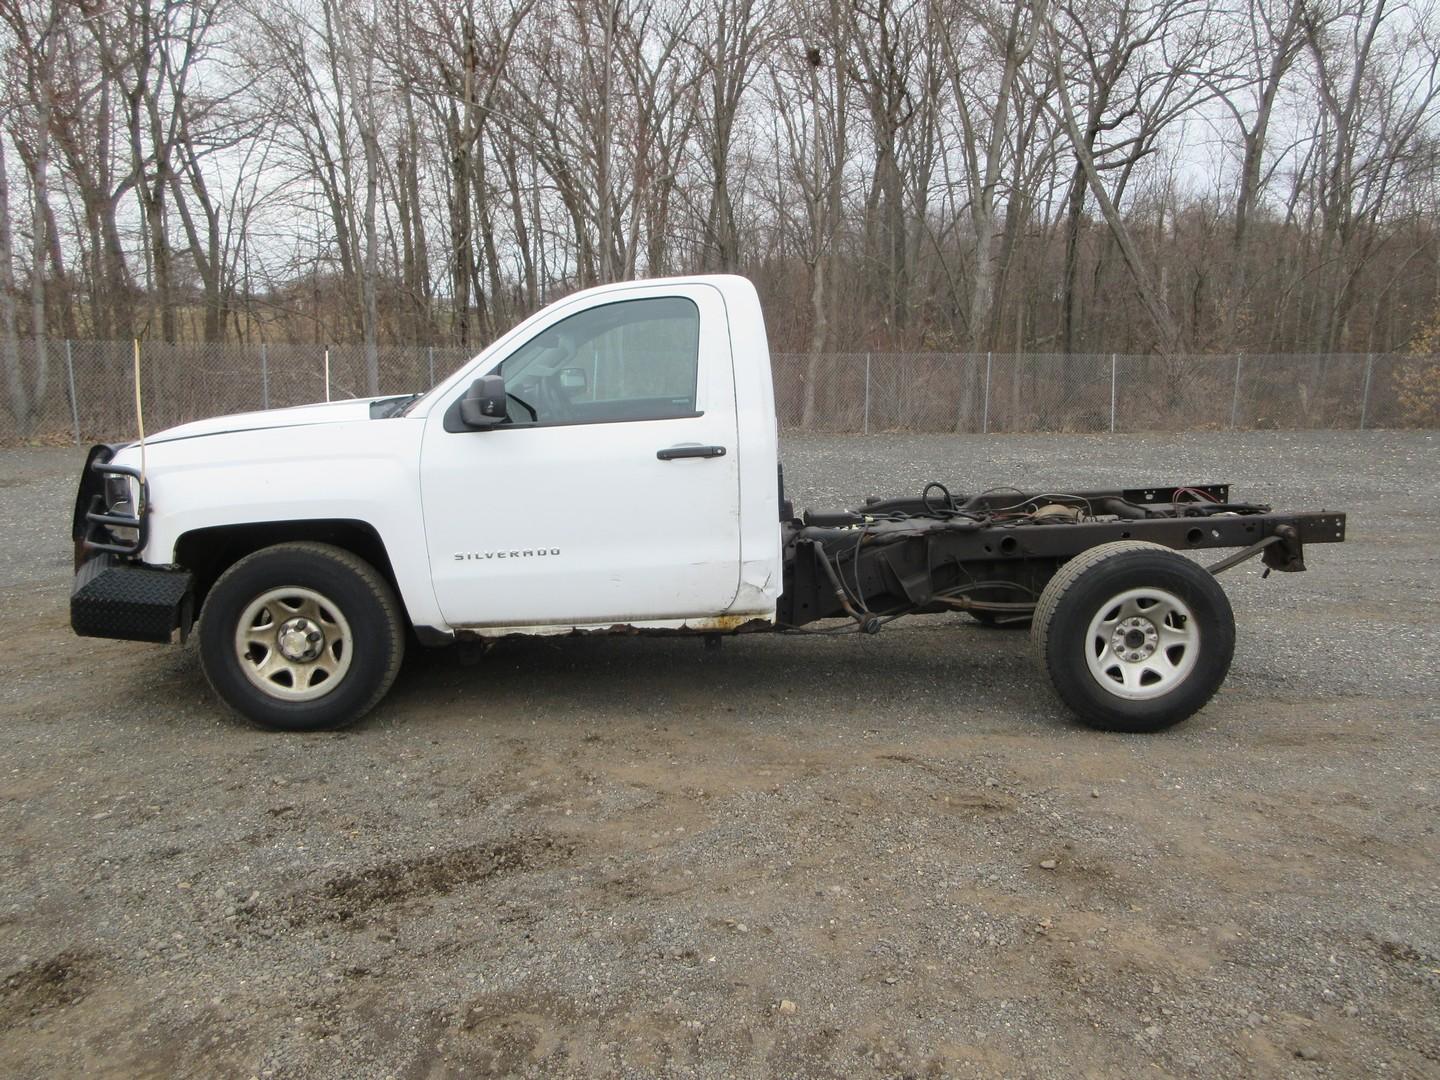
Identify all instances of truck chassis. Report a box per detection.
[779,482,1344,627]
[765,480,1344,731]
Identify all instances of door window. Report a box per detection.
[497,297,701,426]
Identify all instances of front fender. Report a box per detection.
[115,417,443,630]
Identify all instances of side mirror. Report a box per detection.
[459,374,508,428]
[559,367,588,394]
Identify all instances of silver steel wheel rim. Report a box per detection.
[1084,586,1199,700]
[234,587,353,702]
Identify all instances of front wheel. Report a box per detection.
[1032,541,1235,733]
[199,543,405,731]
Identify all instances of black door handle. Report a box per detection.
[657,444,727,461]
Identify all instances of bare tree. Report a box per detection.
[615,0,703,278]
[772,0,850,426]
[0,0,66,424]
[330,0,382,390]
[0,137,30,431]
[1212,0,1310,347]
[1034,0,1229,353]
[394,0,532,343]
[1301,0,1440,351]
[692,0,770,272]
[939,0,1047,351]
[847,0,921,333]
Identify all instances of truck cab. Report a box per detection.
[73,276,781,728]
[416,276,782,633]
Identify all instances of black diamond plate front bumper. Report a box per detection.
[71,554,193,644]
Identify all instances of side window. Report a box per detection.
[497,297,701,426]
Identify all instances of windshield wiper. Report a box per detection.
[373,392,423,419]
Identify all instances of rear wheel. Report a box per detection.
[199,543,405,731]
[1032,541,1234,732]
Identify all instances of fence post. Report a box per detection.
[862,353,871,435]
[1229,353,1243,430]
[64,339,80,445]
[1359,353,1374,430]
[982,351,992,434]
[324,348,331,402]
[260,343,270,409]
[427,345,435,387]
[1110,353,1117,433]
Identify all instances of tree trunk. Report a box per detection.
[0,142,30,432]
[27,79,54,415]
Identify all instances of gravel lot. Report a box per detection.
[1,430,1437,1079]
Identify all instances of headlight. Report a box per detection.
[104,474,135,511]
[102,474,140,542]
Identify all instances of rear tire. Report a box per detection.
[199,543,405,731]
[1032,541,1234,733]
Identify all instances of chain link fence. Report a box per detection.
[774,351,1434,433]
[2,340,473,444]
[2,340,1435,443]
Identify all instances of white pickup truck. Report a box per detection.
[71,275,1345,733]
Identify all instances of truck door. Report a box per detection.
[419,282,742,628]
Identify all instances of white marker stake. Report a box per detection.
[324,347,331,402]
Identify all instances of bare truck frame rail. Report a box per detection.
[780,483,1344,627]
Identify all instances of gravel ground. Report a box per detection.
[1,430,1437,1079]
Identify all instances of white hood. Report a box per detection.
[137,397,393,446]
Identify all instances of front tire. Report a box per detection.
[1032,541,1234,733]
[199,543,405,731]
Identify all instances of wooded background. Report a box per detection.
[1,0,1437,430]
